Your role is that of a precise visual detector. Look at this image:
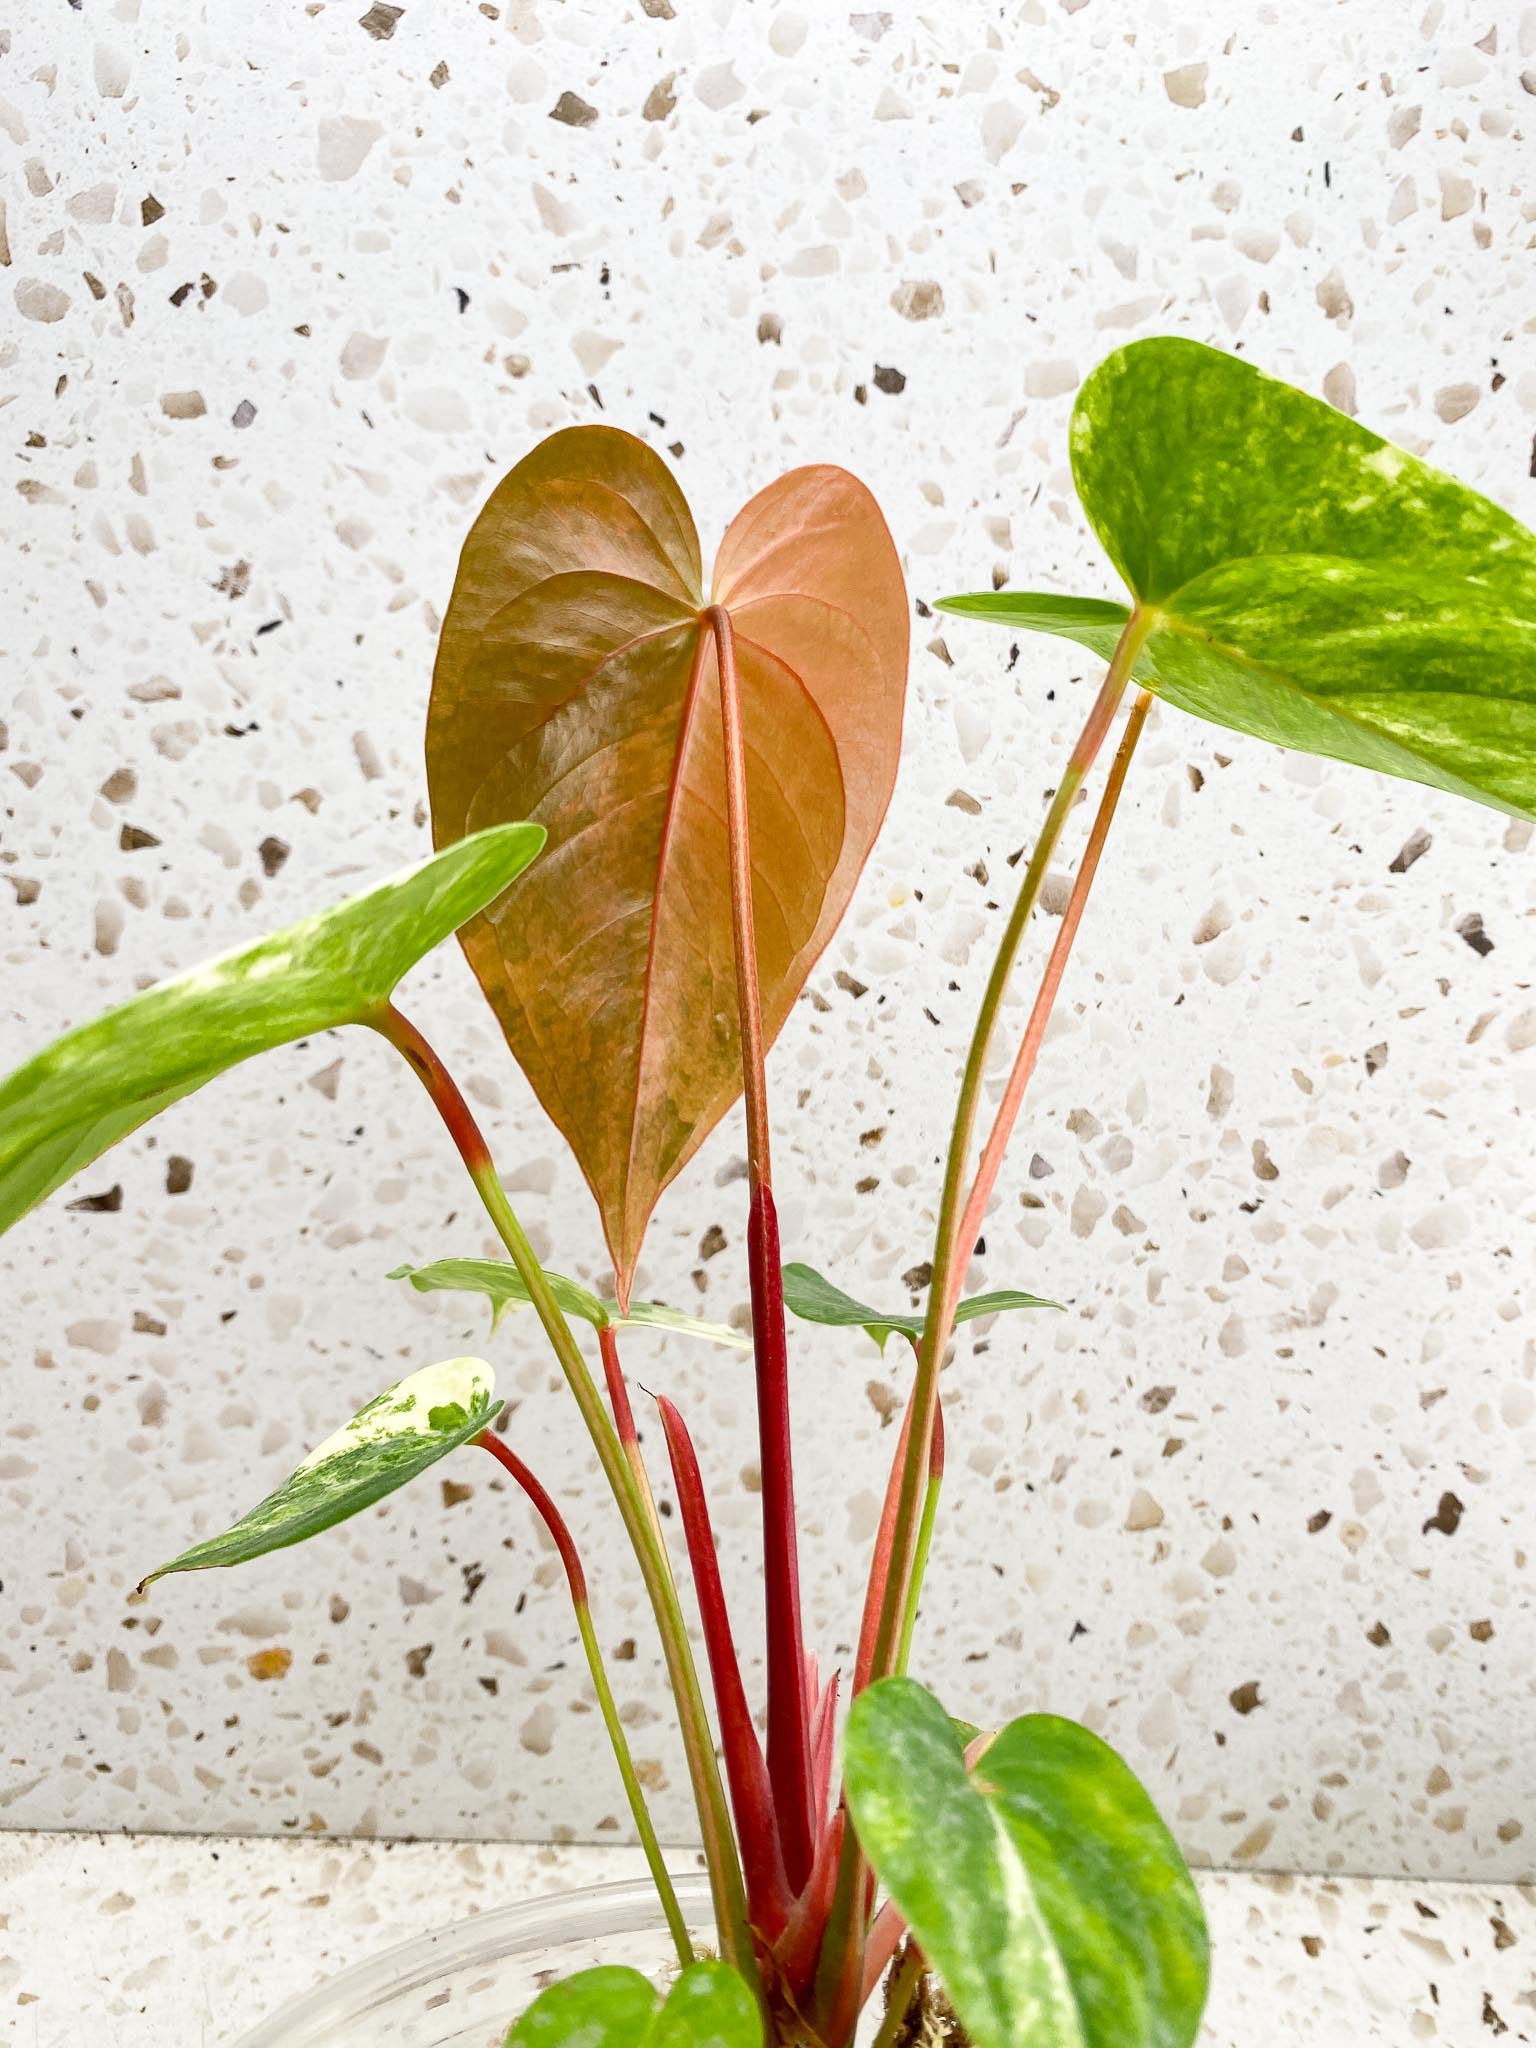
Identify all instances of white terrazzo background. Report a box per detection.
[4,1833,1536,2047]
[5,0,1536,1908]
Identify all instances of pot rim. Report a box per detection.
[234,1867,712,2047]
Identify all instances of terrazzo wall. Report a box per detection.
[5,0,1536,1883]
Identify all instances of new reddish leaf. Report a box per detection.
[426,428,908,1299]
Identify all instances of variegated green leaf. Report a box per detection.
[616,1299,750,1351]
[139,1357,498,1590]
[844,1679,1208,2048]
[0,824,545,1238]
[391,1258,750,1349]
[781,1261,1059,1351]
[939,337,1536,820]
[503,1960,761,2047]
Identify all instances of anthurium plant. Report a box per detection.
[4,336,1532,2047]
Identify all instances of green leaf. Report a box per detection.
[0,825,546,1239]
[844,1678,1208,2048]
[503,1962,761,2048]
[942,336,1536,821]
[645,1961,761,2048]
[504,1967,659,2046]
[616,1299,750,1351]
[391,1258,751,1349]
[139,1356,498,1590]
[781,1261,1060,1351]
[390,1257,609,1332]
[934,592,1137,671]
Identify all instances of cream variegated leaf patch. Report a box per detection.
[391,1257,750,1350]
[140,1357,498,1591]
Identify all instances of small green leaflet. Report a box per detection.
[0,824,545,1239]
[391,1258,750,1349]
[139,1357,498,1590]
[781,1261,1060,1351]
[503,1960,762,2047]
[843,1679,1208,2048]
[938,337,1536,821]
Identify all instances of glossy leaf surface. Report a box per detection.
[391,1257,750,1348]
[0,825,545,1239]
[427,426,908,1296]
[940,337,1536,819]
[503,1961,761,2047]
[141,1357,497,1589]
[781,1261,1059,1350]
[844,1678,1208,2048]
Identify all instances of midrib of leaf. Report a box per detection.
[621,614,718,1251]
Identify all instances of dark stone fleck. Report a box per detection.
[258,835,290,877]
[1457,912,1494,956]
[119,824,160,851]
[873,364,907,394]
[1389,826,1434,873]
[1229,1680,1262,1714]
[358,2,404,36]
[165,1156,194,1195]
[1422,1490,1464,1536]
[141,194,164,225]
[550,91,599,127]
[232,399,257,428]
[67,1184,123,1213]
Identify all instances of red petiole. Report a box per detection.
[707,602,817,1895]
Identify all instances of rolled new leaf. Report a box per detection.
[503,1960,761,2047]
[391,1256,751,1349]
[939,336,1536,821]
[843,1677,1208,2048]
[0,823,545,1238]
[781,1260,1059,1351]
[139,1356,498,1589]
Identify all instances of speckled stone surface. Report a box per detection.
[4,0,1536,1884]
[3,1832,1534,2046]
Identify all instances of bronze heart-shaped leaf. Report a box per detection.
[427,428,908,1298]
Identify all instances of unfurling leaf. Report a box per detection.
[391,1257,750,1349]
[0,825,545,1239]
[781,1260,1060,1351]
[939,336,1536,820]
[427,427,909,1299]
[139,1357,498,1589]
[503,1959,761,2047]
[843,1679,1208,2048]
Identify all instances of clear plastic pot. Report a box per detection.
[234,1872,710,2048]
